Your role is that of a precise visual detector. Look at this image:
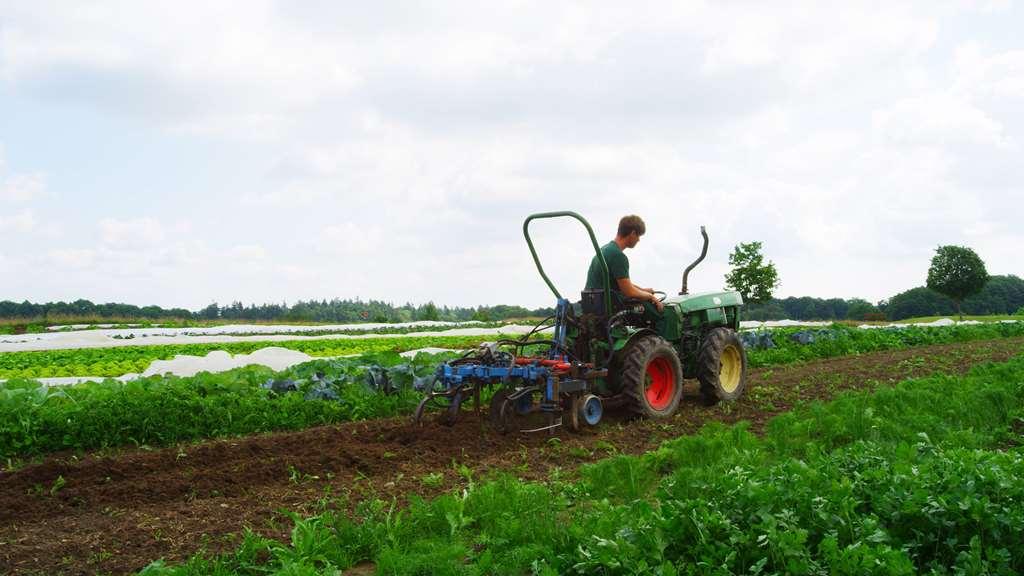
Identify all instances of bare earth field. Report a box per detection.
[2,336,1023,575]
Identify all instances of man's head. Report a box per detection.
[616,215,646,248]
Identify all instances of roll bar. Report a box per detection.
[522,211,611,316]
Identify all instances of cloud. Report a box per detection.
[98,217,166,250]
[48,248,95,269]
[0,144,49,203]
[226,244,266,261]
[0,209,36,233]
[0,171,47,202]
[872,93,1005,146]
[1,1,1022,309]
[953,43,1024,100]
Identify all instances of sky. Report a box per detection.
[1,1,1022,311]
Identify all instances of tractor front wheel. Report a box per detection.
[620,334,684,418]
[697,327,747,404]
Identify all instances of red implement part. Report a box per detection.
[514,357,572,371]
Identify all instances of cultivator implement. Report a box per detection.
[413,298,607,433]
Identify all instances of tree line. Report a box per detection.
[0,298,554,325]
[726,240,1021,321]
[742,275,1024,321]
[3,242,1019,325]
[4,275,1021,326]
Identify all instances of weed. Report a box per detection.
[288,465,318,484]
[421,472,444,488]
[50,475,66,495]
[568,446,591,459]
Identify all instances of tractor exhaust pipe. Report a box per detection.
[679,226,708,295]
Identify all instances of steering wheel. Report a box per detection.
[652,290,667,302]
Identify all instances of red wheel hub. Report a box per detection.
[645,356,675,410]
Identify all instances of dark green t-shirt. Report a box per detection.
[586,241,629,292]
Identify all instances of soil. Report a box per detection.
[2,337,1022,575]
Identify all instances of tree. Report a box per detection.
[724,241,780,305]
[926,245,988,321]
[886,287,954,320]
[845,298,880,321]
[198,302,220,320]
[418,301,440,321]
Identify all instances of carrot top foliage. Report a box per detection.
[141,355,1024,575]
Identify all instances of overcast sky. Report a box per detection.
[1,1,1022,310]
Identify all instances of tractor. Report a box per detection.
[413,211,748,433]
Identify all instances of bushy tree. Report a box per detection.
[886,287,955,320]
[418,302,440,321]
[962,275,1024,315]
[845,298,880,321]
[724,241,780,304]
[926,245,988,320]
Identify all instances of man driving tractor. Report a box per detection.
[585,215,664,321]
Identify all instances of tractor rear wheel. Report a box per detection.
[697,327,747,404]
[620,334,683,418]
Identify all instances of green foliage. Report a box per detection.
[844,298,881,321]
[0,334,500,379]
[149,355,1024,575]
[417,302,440,321]
[0,297,555,326]
[744,321,1024,368]
[884,286,956,320]
[3,322,1023,458]
[927,245,989,319]
[724,241,780,304]
[743,275,1024,321]
[0,351,451,458]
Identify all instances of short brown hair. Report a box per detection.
[617,215,646,237]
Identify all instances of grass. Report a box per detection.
[139,353,1024,575]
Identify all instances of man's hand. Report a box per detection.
[650,293,664,313]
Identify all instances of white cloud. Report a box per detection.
[872,93,1005,146]
[0,208,36,233]
[953,43,1024,100]
[0,171,47,202]
[48,248,95,269]
[99,217,166,250]
[1,1,1023,309]
[0,144,49,203]
[226,244,266,261]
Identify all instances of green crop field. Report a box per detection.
[2,321,1022,380]
[3,324,1023,575]
[3,322,1023,461]
[139,354,1024,575]
[0,334,506,379]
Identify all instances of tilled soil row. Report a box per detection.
[2,337,1023,575]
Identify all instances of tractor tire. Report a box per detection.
[620,334,684,418]
[697,327,747,404]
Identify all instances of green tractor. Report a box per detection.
[414,211,747,432]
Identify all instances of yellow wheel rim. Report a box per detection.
[719,344,742,393]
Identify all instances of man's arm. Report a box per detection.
[616,277,663,312]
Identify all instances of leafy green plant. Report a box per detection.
[0,352,453,458]
[142,353,1024,575]
[0,334,510,379]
